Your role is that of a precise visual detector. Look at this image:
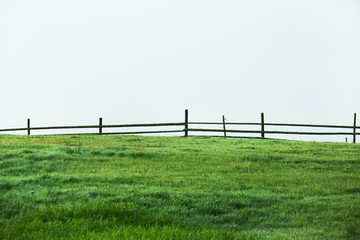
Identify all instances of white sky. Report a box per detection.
[1,0,359,141]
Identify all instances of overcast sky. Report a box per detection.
[1,0,359,141]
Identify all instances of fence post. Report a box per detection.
[27,118,30,136]
[222,115,227,138]
[184,109,188,137]
[261,113,265,139]
[99,118,103,135]
[353,113,357,143]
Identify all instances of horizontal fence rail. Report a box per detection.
[0,110,358,143]
[186,128,359,135]
[49,130,185,136]
[189,122,358,129]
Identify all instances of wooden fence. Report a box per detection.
[0,110,359,143]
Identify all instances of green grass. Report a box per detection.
[0,135,359,239]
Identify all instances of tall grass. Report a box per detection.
[0,135,359,239]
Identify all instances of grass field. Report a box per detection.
[0,135,359,239]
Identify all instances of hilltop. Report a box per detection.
[0,135,359,239]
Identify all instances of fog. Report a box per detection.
[1,0,359,141]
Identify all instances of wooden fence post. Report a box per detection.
[185,109,188,137]
[261,113,265,139]
[27,118,30,136]
[222,115,227,138]
[353,113,357,143]
[99,118,103,135]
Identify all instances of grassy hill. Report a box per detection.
[0,135,359,239]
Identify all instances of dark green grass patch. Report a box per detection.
[0,135,359,239]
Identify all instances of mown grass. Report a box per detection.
[0,135,359,239]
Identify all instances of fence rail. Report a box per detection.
[0,110,358,143]
[189,122,356,129]
[187,128,357,135]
